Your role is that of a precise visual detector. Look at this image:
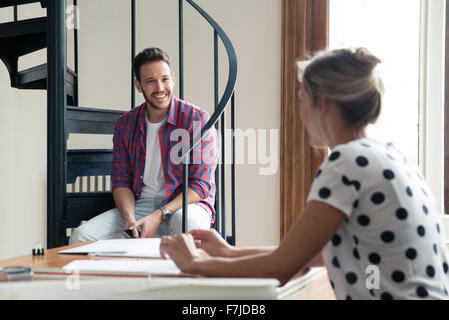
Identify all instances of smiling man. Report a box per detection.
[69,48,219,243]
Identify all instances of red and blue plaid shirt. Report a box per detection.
[111,96,219,222]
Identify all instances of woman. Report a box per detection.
[160,48,449,300]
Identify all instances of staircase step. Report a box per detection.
[66,192,115,228]
[67,149,113,184]
[0,17,47,87]
[15,63,77,100]
[0,17,46,40]
[0,0,46,8]
[67,106,125,135]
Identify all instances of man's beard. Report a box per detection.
[142,90,171,111]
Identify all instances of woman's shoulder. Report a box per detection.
[330,138,399,161]
[334,137,386,153]
[320,138,408,177]
[324,138,376,164]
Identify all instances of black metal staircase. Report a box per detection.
[65,106,124,231]
[1,0,237,249]
[0,0,46,7]
[0,5,77,105]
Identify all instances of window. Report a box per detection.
[329,0,420,163]
[330,0,449,238]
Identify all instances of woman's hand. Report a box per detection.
[160,233,203,273]
[189,229,234,257]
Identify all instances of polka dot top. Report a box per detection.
[307,138,449,300]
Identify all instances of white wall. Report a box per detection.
[0,0,281,259]
[0,3,47,259]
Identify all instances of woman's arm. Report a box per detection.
[160,200,345,286]
[227,246,278,257]
[307,251,325,268]
[188,228,276,258]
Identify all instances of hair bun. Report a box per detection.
[354,48,382,69]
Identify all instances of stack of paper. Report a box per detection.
[62,259,180,276]
[59,238,162,258]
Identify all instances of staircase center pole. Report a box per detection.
[74,0,79,106]
[182,156,189,233]
[47,0,67,248]
[179,0,187,232]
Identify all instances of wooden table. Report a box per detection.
[0,243,335,300]
[0,242,95,269]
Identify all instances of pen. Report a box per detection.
[87,252,127,257]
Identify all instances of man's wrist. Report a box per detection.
[123,213,136,224]
[159,206,172,221]
[154,209,163,222]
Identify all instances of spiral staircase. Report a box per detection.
[0,0,237,248]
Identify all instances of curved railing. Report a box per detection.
[179,0,237,244]
[183,0,237,136]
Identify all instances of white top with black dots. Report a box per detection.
[307,137,449,300]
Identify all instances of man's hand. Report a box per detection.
[189,229,234,257]
[124,218,139,238]
[135,209,163,238]
[113,187,138,237]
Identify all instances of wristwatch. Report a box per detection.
[160,206,172,221]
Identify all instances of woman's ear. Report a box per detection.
[316,96,330,114]
[319,96,338,112]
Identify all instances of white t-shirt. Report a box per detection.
[140,115,167,199]
[307,137,449,300]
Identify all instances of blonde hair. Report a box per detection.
[298,48,384,129]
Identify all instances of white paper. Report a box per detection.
[63,259,180,275]
[59,238,162,258]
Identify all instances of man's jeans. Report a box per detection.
[69,196,211,244]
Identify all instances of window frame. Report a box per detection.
[419,0,449,239]
[280,0,329,240]
[445,0,449,217]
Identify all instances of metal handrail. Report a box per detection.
[179,0,238,244]
[182,0,238,156]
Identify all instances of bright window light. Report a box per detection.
[329,0,421,164]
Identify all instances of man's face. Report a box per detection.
[135,60,175,112]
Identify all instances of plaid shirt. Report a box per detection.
[111,96,219,221]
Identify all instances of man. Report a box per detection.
[69,47,218,243]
